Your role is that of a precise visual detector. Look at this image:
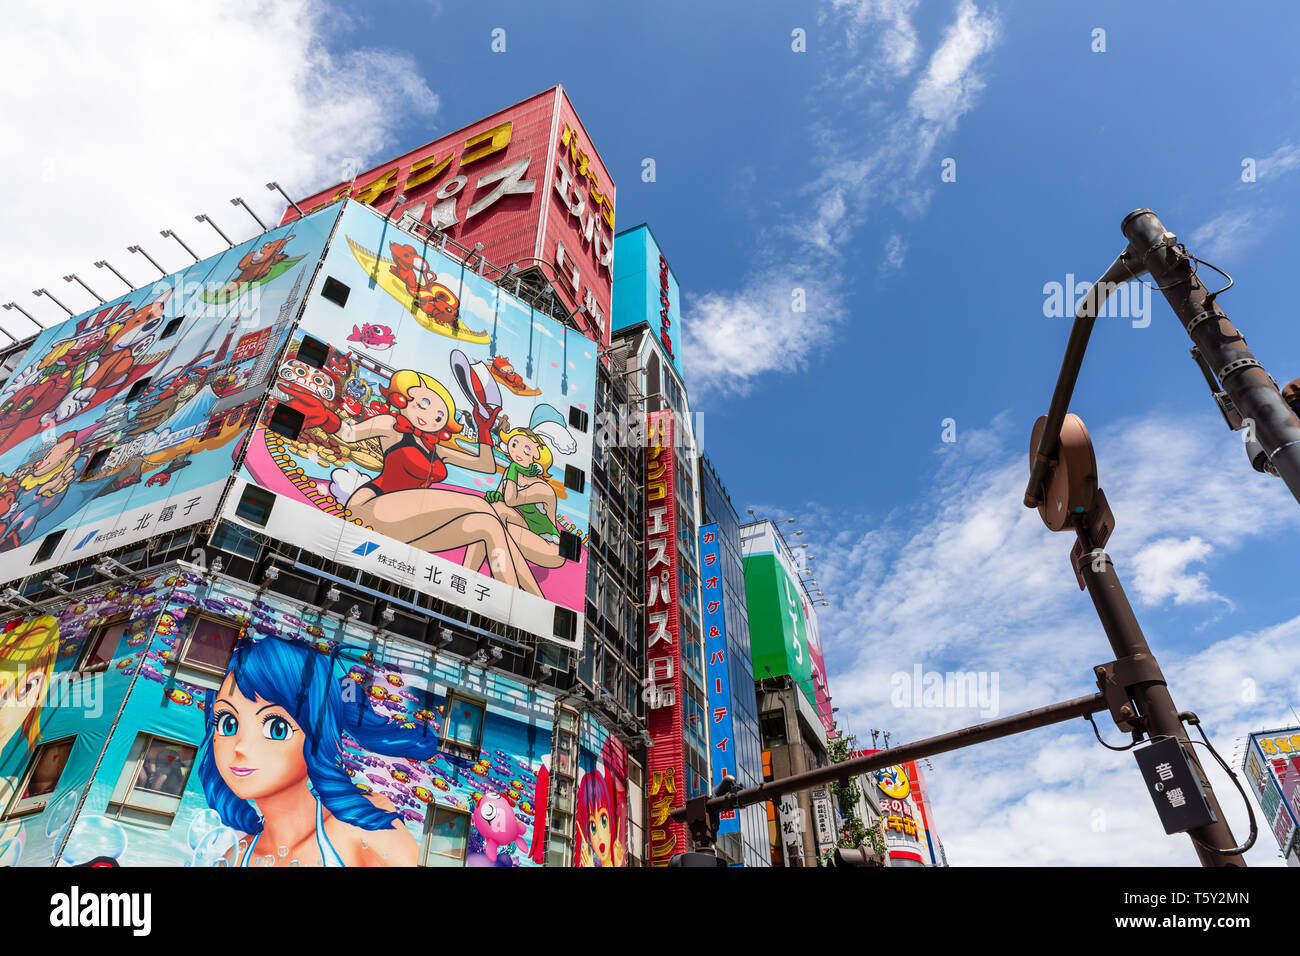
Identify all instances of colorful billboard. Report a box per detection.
[857,752,932,866]
[283,86,615,345]
[1244,727,1300,861]
[0,572,555,867]
[0,208,338,584]
[806,611,835,735]
[611,225,680,373]
[645,410,684,865]
[228,201,597,646]
[699,522,739,835]
[741,522,815,708]
[573,719,629,867]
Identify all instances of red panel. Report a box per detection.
[282,86,616,348]
[645,409,684,865]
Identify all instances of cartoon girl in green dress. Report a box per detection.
[484,427,565,569]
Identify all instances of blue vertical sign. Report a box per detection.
[699,523,739,835]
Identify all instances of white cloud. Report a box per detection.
[683,1,1001,398]
[0,0,437,340]
[807,408,1299,864]
[1189,208,1263,261]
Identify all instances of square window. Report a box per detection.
[106,733,196,825]
[5,738,74,817]
[124,377,152,403]
[296,335,330,368]
[421,805,470,867]
[564,465,585,493]
[439,693,485,751]
[568,407,589,433]
[235,486,274,526]
[77,616,130,673]
[267,403,304,440]
[160,317,183,340]
[553,606,577,645]
[178,615,241,675]
[84,448,111,476]
[559,530,582,563]
[32,529,65,564]
[321,276,350,308]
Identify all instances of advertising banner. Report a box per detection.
[611,225,680,373]
[0,208,338,583]
[811,786,837,854]
[284,87,614,344]
[573,719,629,867]
[858,750,931,866]
[644,410,684,865]
[699,522,738,835]
[741,523,815,707]
[1245,728,1300,859]
[231,201,597,646]
[4,571,553,867]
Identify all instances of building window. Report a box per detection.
[760,711,788,749]
[177,614,241,676]
[76,616,131,673]
[106,734,196,825]
[421,805,470,866]
[4,738,74,817]
[439,693,485,752]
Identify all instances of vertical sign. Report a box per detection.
[644,410,684,865]
[699,522,739,835]
[810,786,837,854]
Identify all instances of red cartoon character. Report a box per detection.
[387,243,460,329]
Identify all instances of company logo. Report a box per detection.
[352,542,381,556]
[876,765,911,800]
[73,530,101,551]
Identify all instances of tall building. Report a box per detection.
[0,89,647,868]
[741,518,830,866]
[608,223,710,864]
[698,455,768,867]
[1241,726,1300,867]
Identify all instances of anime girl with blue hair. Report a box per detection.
[198,635,439,867]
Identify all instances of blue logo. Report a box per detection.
[353,542,380,556]
[73,530,100,551]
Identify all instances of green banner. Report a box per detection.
[742,552,815,708]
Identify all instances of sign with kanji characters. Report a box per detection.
[1134,736,1218,835]
[811,787,837,853]
[1243,727,1300,861]
[644,410,684,865]
[699,522,738,835]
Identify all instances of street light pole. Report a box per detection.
[1121,209,1300,503]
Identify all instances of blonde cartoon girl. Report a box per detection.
[289,367,544,597]
[0,616,60,763]
[484,427,565,570]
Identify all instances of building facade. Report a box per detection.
[698,456,768,867]
[0,89,649,868]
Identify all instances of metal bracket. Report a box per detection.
[1094,654,1166,734]
[1184,309,1218,336]
[684,794,717,852]
[1190,347,1245,431]
[1217,357,1262,381]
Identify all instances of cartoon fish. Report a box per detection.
[347,323,397,351]
[166,688,193,706]
[346,667,368,683]
[355,783,373,794]
[432,778,450,792]
[472,794,530,864]
[368,686,388,700]
[385,673,403,687]
[391,768,410,784]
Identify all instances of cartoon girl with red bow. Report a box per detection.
[280,364,543,597]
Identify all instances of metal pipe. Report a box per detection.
[1024,249,1148,508]
[1121,208,1300,505]
[671,692,1107,823]
[1075,524,1243,867]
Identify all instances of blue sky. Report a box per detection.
[3,0,1299,865]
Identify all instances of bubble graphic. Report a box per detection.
[187,809,223,850]
[61,816,127,865]
[0,819,26,867]
[43,789,79,841]
[192,826,240,868]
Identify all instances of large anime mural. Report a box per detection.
[573,718,628,867]
[229,201,597,645]
[0,207,338,580]
[0,572,555,867]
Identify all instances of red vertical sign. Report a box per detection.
[644,409,683,865]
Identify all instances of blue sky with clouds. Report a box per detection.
[3,0,1299,865]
